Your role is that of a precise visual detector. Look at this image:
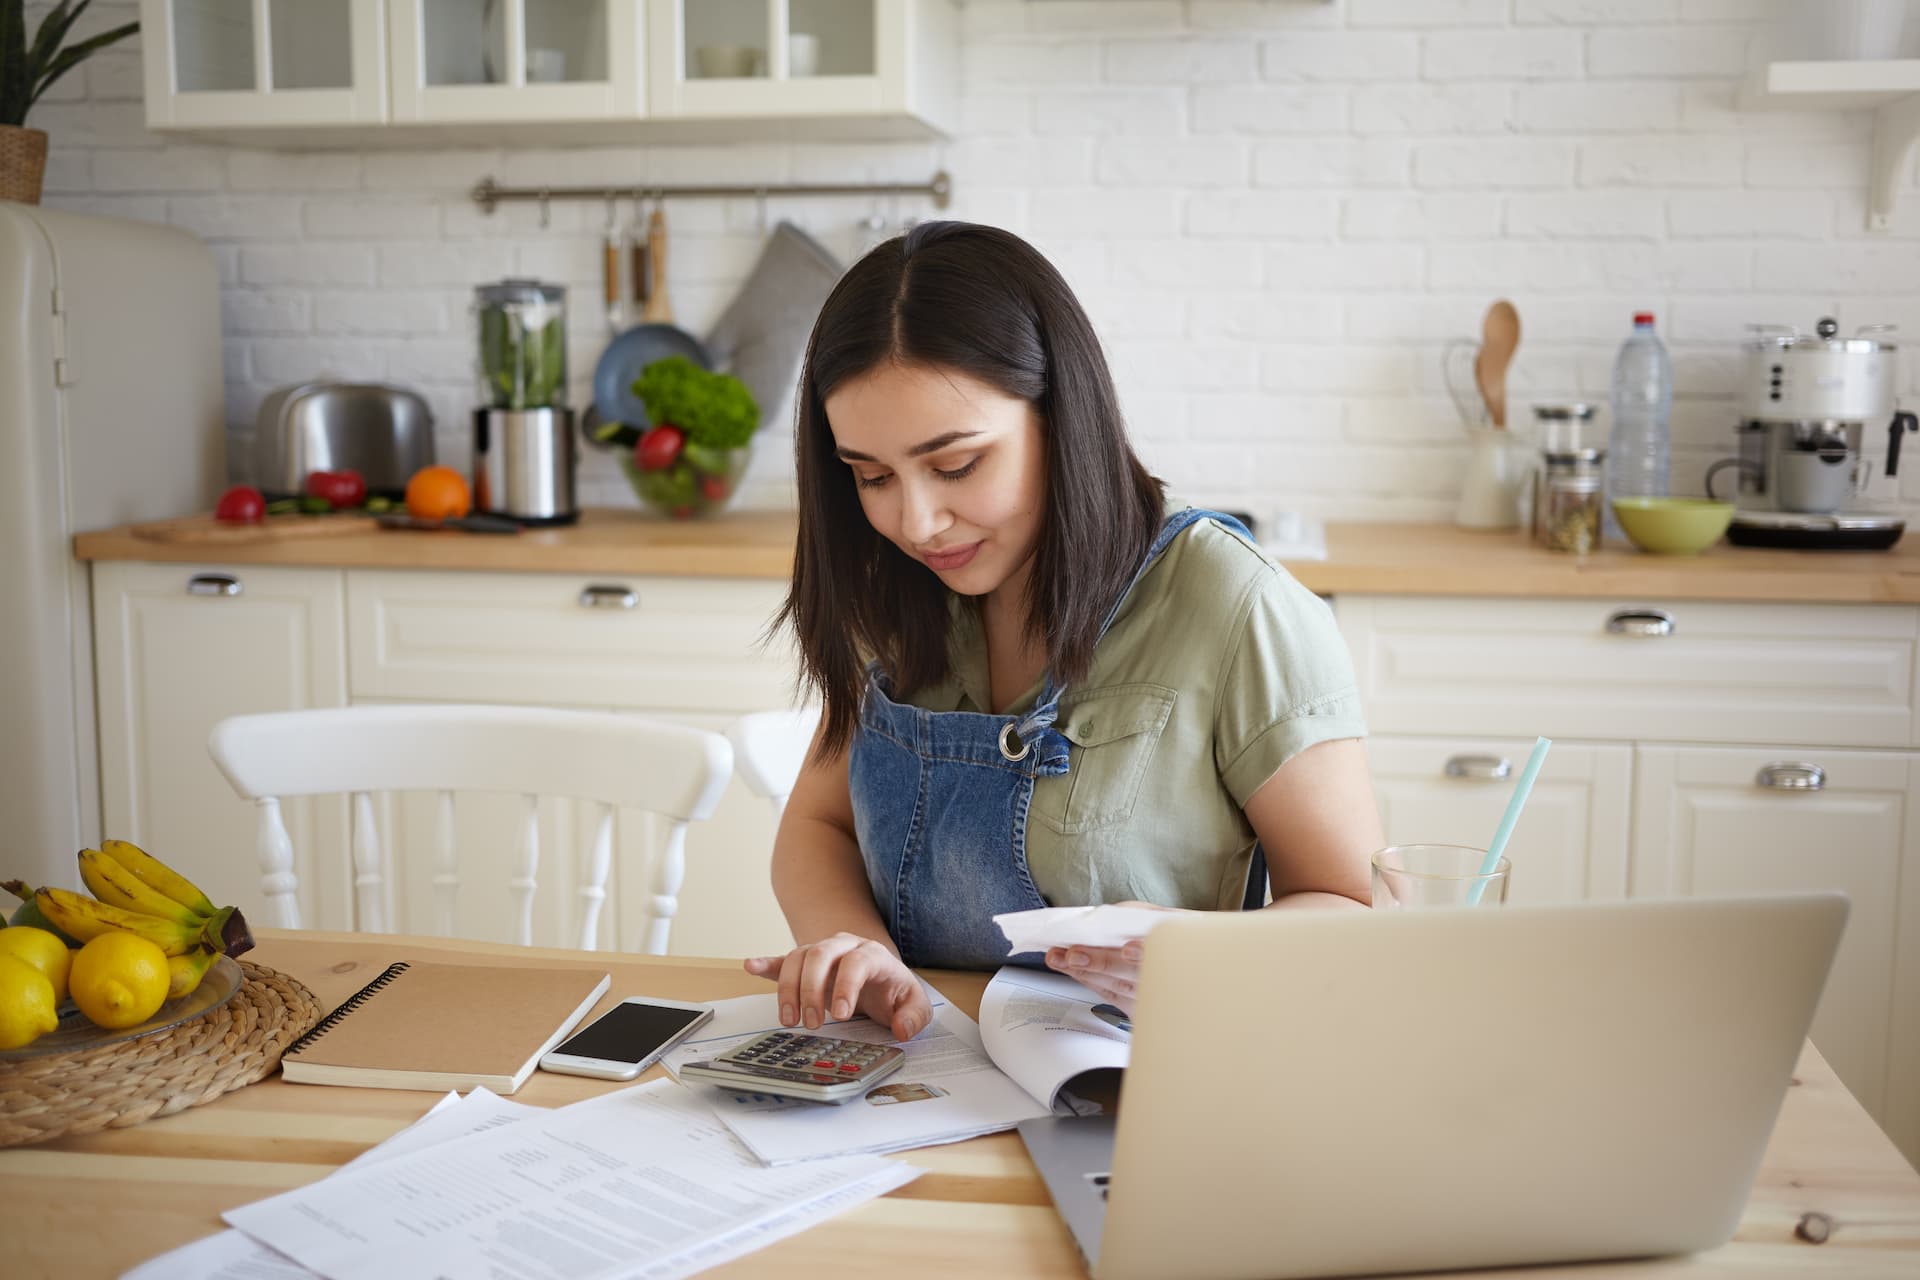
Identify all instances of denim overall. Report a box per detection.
[849,508,1262,970]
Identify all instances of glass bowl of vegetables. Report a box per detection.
[611,357,760,519]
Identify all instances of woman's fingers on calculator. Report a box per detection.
[860,976,931,1042]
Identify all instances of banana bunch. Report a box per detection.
[30,840,255,1000]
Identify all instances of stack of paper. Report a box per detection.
[663,987,1052,1166]
[129,1083,916,1280]
[992,903,1173,955]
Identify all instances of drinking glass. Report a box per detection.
[1371,844,1510,909]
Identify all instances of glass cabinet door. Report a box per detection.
[389,0,643,123]
[142,0,388,128]
[648,0,905,120]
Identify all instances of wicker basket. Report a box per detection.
[0,125,50,205]
[0,960,322,1148]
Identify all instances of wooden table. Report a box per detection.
[4,930,1919,1279]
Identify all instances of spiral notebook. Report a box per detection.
[280,960,610,1094]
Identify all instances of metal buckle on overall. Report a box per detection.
[998,722,1030,762]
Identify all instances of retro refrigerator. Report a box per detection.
[0,204,226,894]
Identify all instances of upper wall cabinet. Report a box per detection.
[140,0,957,142]
[140,0,389,128]
[647,0,957,137]
[388,0,644,124]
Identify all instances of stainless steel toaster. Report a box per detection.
[253,382,436,498]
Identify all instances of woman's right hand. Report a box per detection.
[743,932,932,1042]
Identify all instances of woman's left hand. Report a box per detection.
[1043,902,1185,1015]
[1044,939,1145,1012]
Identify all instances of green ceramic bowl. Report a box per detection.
[1610,497,1735,555]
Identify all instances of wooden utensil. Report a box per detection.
[132,513,380,544]
[643,207,673,324]
[1475,300,1521,429]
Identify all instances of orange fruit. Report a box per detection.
[405,466,472,520]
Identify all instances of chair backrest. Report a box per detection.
[207,704,732,954]
[725,706,822,820]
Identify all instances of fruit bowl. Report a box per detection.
[620,442,752,519]
[0,954,243,1060]
[1611,497,1735,555]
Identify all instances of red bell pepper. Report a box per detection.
[305,469,368,510]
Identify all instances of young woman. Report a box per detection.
[745,222,1381,1041]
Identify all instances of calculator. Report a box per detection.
[678,1030,907,1103]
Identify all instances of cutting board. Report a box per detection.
[130,513,383,544]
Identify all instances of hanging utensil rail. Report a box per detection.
[471,169,951,215]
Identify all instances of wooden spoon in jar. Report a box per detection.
[1475,299,1521,429]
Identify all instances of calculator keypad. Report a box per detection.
[718,1031,897,1080]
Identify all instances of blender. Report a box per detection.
[472,278,578,526]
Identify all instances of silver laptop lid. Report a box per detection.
[1097,894,1847,1280]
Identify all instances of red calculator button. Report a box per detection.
[814,1060,836,1068]
[839,1064,861,1073]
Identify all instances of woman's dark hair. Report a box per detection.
[779,221,1164,757]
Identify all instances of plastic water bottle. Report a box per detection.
[1605,311,1673,544]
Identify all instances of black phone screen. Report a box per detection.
[552,1002,705,1063]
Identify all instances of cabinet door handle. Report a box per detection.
[1757,762,1825,792]
[578,584,638,610]
[1444,754,1512,781]
[186,574,242,598]
[1605,608,1675,637]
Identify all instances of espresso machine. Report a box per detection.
[1707,317,1918,550]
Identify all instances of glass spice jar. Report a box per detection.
[1530,402,1605,554]
[1537,455,1605,553]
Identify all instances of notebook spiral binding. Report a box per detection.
[284,961,411,1056]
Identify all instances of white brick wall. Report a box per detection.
[36,0,1920,520]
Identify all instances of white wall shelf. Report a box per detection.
[1741,59,1920,231]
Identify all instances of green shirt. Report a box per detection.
[901,510,1367,911]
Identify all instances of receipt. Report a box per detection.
[993,904,1173,955]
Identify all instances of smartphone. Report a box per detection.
[538,997,714,1080]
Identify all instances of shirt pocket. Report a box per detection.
[1032,684,1177,836]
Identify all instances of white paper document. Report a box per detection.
[978,967,1132,1113]
[993,903,1172,955]
[125,1088,539,1280]
[663,988,1050,1166]
[221,1080,916,1280]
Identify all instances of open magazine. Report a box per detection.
[662,967,1132,1165]
[976,966,1132,1112]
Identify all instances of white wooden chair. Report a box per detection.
[724,706,821,820]
[207,704,732,954]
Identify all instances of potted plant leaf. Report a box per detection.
[2,1,139,204]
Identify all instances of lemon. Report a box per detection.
[0,925,73,1005]
[0,953,59,1049]
[69,932,171,1030]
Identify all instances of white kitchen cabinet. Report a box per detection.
[1367,736,1631,905]
[141,0,956,140]
[1340,596,1917,750]
[1338,592,1920,1168]
[387,0,646,124]
[141,0,389,129]
[1632,746,1920,1138]
[91,561,350,933]
[646,0,957,137]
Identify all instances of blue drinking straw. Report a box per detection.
[1469,736,1551,906]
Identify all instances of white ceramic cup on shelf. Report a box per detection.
[788,32,820,77]
[526,47,567,83]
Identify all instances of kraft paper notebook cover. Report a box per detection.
[280,961,610,1094]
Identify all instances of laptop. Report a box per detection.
[1019,893,1847,1280]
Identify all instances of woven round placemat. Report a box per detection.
[0,960,320,1149]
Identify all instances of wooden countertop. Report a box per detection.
[72,509,1920,604]
[3,929,1917,1279]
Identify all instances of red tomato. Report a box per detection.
[699,475,730,502]
[213,485,266,524]
[304,469,368,509]
[635,425,686,472]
